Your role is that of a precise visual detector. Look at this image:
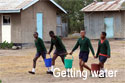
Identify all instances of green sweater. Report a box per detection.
[72,37,95,55]
[49,36,66,52]
[35,38,47,52]
[96,39,110,57]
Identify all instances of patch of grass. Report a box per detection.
[0,41,13,49]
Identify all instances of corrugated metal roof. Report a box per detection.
[81,0,125,12]
[0,0,34,10]
[0,0,38,13]
[0,0,67,13]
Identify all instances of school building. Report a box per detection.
[0,0,67,45]
[81,0,125,39]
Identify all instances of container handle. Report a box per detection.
[49,54,51,58]
[65,54,74,60]
[46,54,51,58]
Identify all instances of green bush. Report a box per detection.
[0,41,13,49]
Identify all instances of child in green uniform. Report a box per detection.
[29,32,47,74]
[48,31,67,74]
[70,30,95,75]
[96,32,111,77]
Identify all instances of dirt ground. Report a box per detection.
[0,39,125,83]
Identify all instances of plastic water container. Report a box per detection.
[44,55,52,67]
[91,63,100,72]
[64,55,74,69]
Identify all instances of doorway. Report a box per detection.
[2,15,11,43]
[36,13,43,39]
[104,17,114,38]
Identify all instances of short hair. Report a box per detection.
[34,32,38,35]
[49,31,54,35]
[102,32,106,36]
[81,29,86,33]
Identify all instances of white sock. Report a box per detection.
[100,68,105,73]
[32,68,35,72]
[48,67,51,72]
[51,65,54,72]
[66,69,69,72]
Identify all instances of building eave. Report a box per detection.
[22,0,39,10]
[0,10,20,13]
[50,0,67,14]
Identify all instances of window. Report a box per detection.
[3,16,10,25]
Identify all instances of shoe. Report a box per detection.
[99,76,105,78]
[66,72,70,75]
[89,74,92,77]
[28,71,35,74]
[46,71,51,74]
[99,73,106,78]
[48,71,53,75]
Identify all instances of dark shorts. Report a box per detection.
[99,56,107,63]
[79,51,89,62]
[36,51,46,59]
[54,50,66,58]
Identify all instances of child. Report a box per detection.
[96,32,111,77]
[70,30,95,75]
[48,31,67,75]
[29,32,48,74]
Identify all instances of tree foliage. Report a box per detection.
[55,0,103,33]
